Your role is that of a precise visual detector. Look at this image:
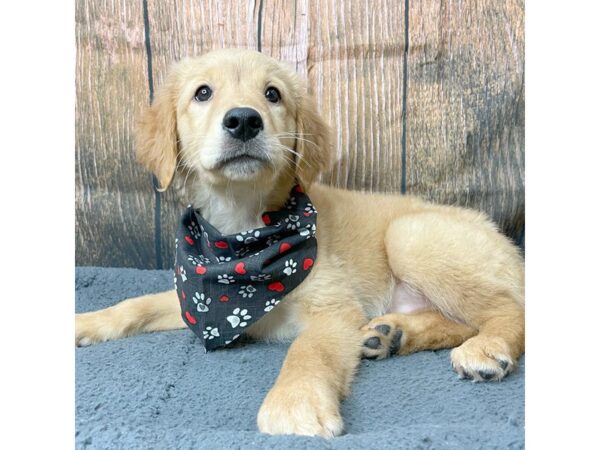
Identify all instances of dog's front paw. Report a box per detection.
[75,312,110,347]
[257,381,343,438]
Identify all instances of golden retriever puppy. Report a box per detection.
[76,49,524,438]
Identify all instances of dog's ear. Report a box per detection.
[295,93,332,187]
[135,68,179,192]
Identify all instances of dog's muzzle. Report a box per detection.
[222,107,264,142]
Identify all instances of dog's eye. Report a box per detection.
[265,87,281,103]
[194,85,212,102]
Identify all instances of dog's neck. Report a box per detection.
[176,173,295,235]
[192,183,270,234]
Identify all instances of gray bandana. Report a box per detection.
[174,184,317,350]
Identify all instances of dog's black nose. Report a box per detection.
[222,107,264,142]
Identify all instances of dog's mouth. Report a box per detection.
[215,152,268,169]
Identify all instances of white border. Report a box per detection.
[0,2,74,449]
[526,1,600,448]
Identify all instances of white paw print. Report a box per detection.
[175,237,179,250]
[227,308,252,328]
[264,299,280,312]
[187,222,201,239]
[304,203,316,216]
[300,223,316,239]
[217,274,235,284]
[203,326,220,340]
[283,259,297,276]
[250,273,271,282]
[192,292,212,312]
[285,214,300,230]
[238,285,257,298]
[188,254,211,266]
[236,229,261,244]
[217,256,232,264]
[179,266,187,282]
[225,334,240,345]
[173,273,178,289]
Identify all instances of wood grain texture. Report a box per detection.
[75,0,155,267]
[308,0,406,192]
[406,0,525,240]
[75,0,525,268]
[261,0,309,78]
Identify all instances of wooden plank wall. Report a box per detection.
[75,0,525,269]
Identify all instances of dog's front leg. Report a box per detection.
[76,290,185,346]
[257,305,365,438]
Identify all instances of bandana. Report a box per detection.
[174,184,317,351]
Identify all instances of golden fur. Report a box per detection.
[76,49,524,438]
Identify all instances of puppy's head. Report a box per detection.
[136,49,331,192]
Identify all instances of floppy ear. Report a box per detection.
[295,94,332,187]
[135,70,179,192]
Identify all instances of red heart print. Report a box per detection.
[279,242,291,254]
[262,213,271,225]
[184,236,194,245]
[219,295,230,302]
[215,240,228,249]
[303,258,314,270]
[181,291,186,300]
[184,311,197,325]
[268,281,285,292]
[295,185,304,193]
[235,262,247,274]
[195,266,207,275]
[303,211,312,217]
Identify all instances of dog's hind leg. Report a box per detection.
[361,309,477,359]
[75,290,185,346]
[364,210,524,381]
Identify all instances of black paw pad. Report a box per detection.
[478,370,496,380]
[374,324,391,336]
[389,330,403,355]
[461,372,474,380]
[498,360,509,370]
[363,336,382,349]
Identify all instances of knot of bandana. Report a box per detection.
[174,184,317,351]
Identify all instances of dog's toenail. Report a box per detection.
[478,370,496,380]
[498,360,509,370]
[364,336,382,349]
[374,324,391,336]
[389,330,403,355]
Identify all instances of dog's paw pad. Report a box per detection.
[389,330,403,354]
[374,324,391,336]
[478,370,496,380]
[360,316,406,360]
[363,336,382,349]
